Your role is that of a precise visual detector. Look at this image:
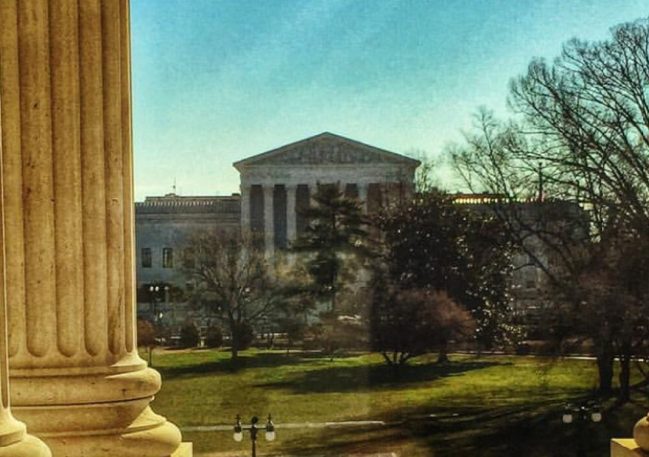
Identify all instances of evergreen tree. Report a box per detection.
[292,183,368,314]
[372,190,517,351]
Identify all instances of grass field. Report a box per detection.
[149,348,648,456]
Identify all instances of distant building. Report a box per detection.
[135,133,587,333]
[234,132,420,256]
[135,132,419,327]
[135,194,240,326]
[452,193,590,326]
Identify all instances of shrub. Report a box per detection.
[179,322,200,348]
[205,326,223,348]
[137,319,156,348]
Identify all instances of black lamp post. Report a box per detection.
[233,414,275,457]
[562,401,603,457]
[148,284,169,325]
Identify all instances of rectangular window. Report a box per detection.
[162,248,174,268]
[141,248,152,268]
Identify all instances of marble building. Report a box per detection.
[136,194,241,287]
[134,133,419,324]
[234,132,421,256]
[135,194,240,326]
[0,2,642,455]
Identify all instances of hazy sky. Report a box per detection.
[131,0,648,200]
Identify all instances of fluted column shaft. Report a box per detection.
[358,183,369,214]
[263,185,275,256]
[0,1,183,455]
[0,106,49,457]
[240,184,251,235]
[286,184,297,244]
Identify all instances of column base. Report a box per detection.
[0,431,50,457]
[611,439,649,457]
[171,442,192,457]
[16,404,181,457]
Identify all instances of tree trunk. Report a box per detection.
[231,326,239,362]
[391,359,402,379]
[596,344,614,396]
[437,339,449,363]
[618,341,632,403]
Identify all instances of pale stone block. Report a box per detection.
[171,442,193,457]
[611,439,649,457]
[0,434,51,457]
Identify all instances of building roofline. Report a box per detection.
[232,132,421,170]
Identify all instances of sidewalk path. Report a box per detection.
[183,420,387,433]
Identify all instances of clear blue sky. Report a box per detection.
[131,0,648,200]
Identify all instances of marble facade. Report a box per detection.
[134,133,418,326]
[234,132,420,256]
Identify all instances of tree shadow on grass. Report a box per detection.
[157,350,359,379]
[254,359,505,394]
[277,394,613,457]
[419,396,624,457]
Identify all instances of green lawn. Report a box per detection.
[149,349,648,456]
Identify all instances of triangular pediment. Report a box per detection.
[233,132,420,169]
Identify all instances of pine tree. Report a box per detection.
[292,183,368,314]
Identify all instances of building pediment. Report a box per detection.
[233,132,420,169]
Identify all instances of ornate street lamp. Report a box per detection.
[233,414,275,457]
[149,284,170,324]
[562,401,603,456]
[562,402,602,424]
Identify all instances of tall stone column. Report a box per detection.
[286,184,297,244]
[309,183,319,207]
[263,185,275,256]
[0,117,49,457]
[240,184,251,236]
[358,183,369,213]
[0,1,184,455]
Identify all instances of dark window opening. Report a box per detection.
[141,248,152,268]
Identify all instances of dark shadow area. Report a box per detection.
[157,350,360,379]
[254,359,505,393]
[277,394,643,457]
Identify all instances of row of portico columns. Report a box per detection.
[240,182,371,253]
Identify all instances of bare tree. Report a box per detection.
[451,18,649,399]
[137,319,157,366]
[183,231,283,361]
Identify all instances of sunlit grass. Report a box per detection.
[148,349,645,456]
